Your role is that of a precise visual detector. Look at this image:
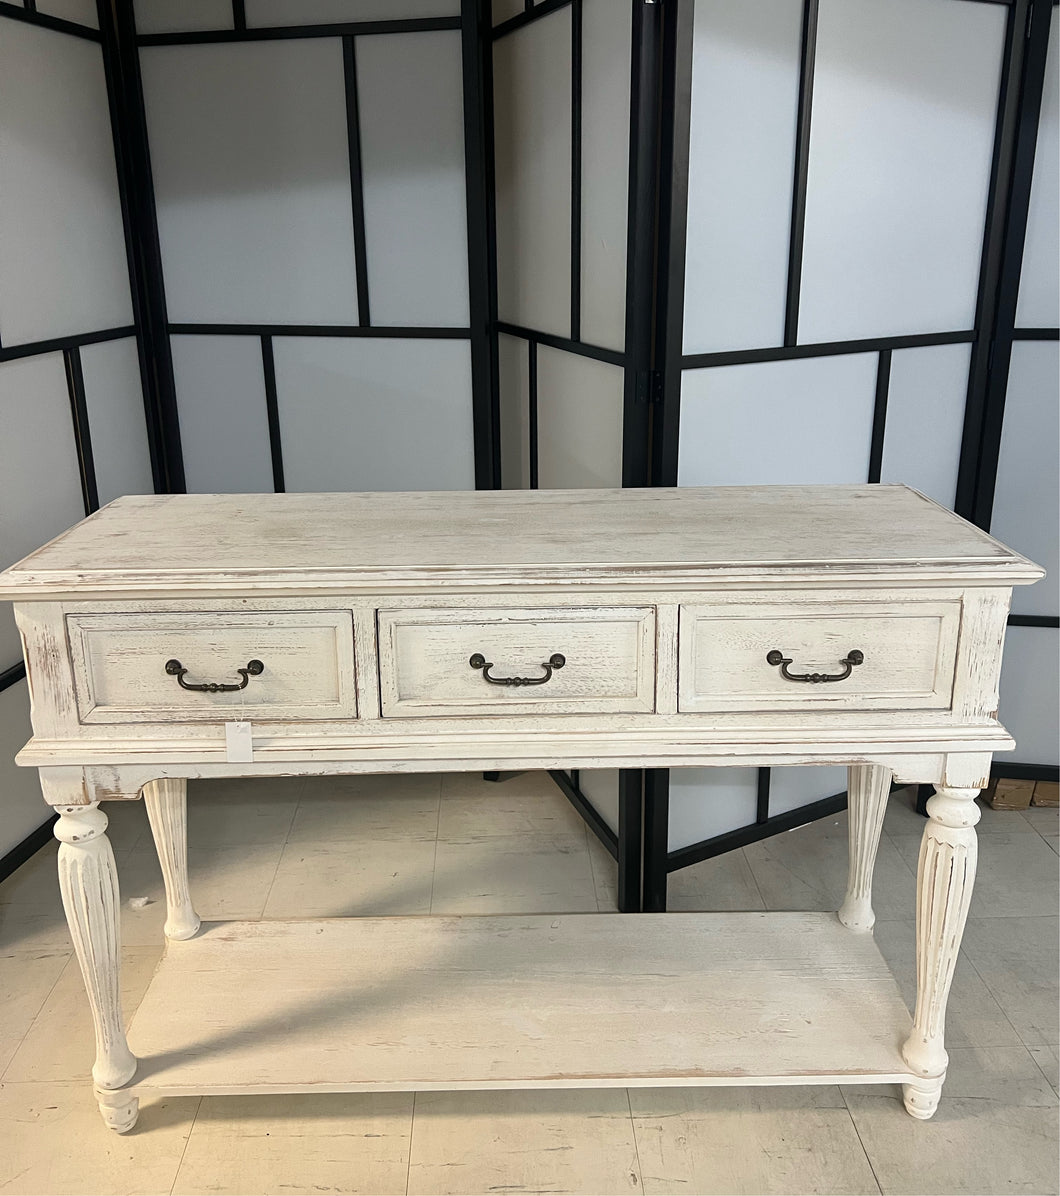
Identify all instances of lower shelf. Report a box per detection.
[124,911,916,1096]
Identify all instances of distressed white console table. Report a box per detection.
[0,485,1042,1133]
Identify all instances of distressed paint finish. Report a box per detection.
[838,763,892,932]
[53,803,137,1108]
[0,485,1042,1131]
[143,778,200,941]
[901,785,981,1119]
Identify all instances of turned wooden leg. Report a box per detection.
[838,764,891,931]
[95,1086,139,1133]
[143,778,200,941]
[901,785,980,1119]
[54,803,138,1125]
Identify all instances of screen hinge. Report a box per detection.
[635,370,664,405]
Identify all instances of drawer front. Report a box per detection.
[69,611,357,723]
[678,600,960,713]
[378,607,656,718]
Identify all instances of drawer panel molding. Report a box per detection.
[69,610,358,724]
[678,599,960,714]
[378,606,656,718]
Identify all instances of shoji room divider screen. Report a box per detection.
[0,0,156,860]
[0,0,1055,906]
[490,0,1058,911]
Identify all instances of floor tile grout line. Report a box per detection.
[625,1087,646,1193]
[1028,1047,1060,1096]
[169,1095,204,1196]
[0,948,74,1083]
[427,776,442,915]
[840,1086,886,1196]
[405,1090,417,1196]
[256,777,305,919]
[742,846,769,910]
[957,921,1047,1052]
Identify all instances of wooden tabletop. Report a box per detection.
[0,485,1042,597]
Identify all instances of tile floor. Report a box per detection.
[0,771,1056,1196]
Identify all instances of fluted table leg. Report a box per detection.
[838,764,891,932]
[144,778,200,941]
[54,803,139,1131]
[901,785,980,1119]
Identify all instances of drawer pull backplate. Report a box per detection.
[468,652,566,687]
[766,648,864,684]
[164,658,265,693]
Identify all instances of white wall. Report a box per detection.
[0,14,151,858]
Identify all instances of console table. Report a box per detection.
[0,484,1041,1133]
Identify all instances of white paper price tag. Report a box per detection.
[225,721,253,763]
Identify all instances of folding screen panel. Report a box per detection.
[0,4,156,858]
[137,3,478,496]
[654,0,1039,904]
[141,41,361,326]
[271,338,475,492]
[986,4,1058,777]
[797,0,1003,343]
[493,0,633,480]
[0,20,132,342]
[491,0,639,905]
[878,344,971,508]
[493,6,573,340]
[169,336,273,494]
[681,0,801,355]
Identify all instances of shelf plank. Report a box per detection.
[125,912,916,1096]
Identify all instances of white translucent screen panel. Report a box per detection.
[1016,10,1059,329]
[141,41,360,326]
[80,338,155,506]
[799,0,1004,344]
[678,354,877,486]
[683,0,801,355]
[246,1,458,25]
[0,682,51,855]
[494,8,572,339]
[135,0,233,34]
[0,23,132,345]
[668,768,759,852]
[0,354,85,667]
[880,343,971,509]
[999,627,1059,765]
[272,338,474,492]
[497,333,530,490]
[170,336,273,494]
[356,32,469,327]
[536,347,623,489]
[35,0,99,28]
[493,0,523,26]
[990,342,1060,618]
[580,770,619,836]
[768,766,848,818]
[580,0,631,352]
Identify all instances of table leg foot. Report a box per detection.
[902,1076,944,1120]
[96,1087,139,1133]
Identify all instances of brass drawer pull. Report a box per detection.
[469,652,566,687]
[766,648,864,684]
[165,658,264,693]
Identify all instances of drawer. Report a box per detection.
[68,610,358,723]
[378,606,656,718]
[678,599,960,713]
